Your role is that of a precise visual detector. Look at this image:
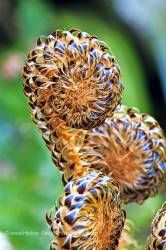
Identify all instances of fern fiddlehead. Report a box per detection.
[23,29,123,182]
[83,105,166,203]
[22,29,166,249]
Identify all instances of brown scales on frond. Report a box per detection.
[83,105,166,203]
[23,29,123,181]
[147,202,166,250]
[46,171,125,250]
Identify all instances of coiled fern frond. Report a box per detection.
[46,171,125,250]
[83,105,166,203]
[23,29,123,181]
[147,202,166,250]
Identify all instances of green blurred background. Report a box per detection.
[0,0,165,249]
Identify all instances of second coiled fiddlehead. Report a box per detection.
[83,105,166,203]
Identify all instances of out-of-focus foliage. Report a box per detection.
[0,0,165,249]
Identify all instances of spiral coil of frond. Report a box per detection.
[23,29,123,180]
[23,29,122,130]
[147,202,166,249]
[46,171,125,250]
[83,106,166,203]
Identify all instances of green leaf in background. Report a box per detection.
[16,0,55,44]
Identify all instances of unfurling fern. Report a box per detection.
[22,29,166,250]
